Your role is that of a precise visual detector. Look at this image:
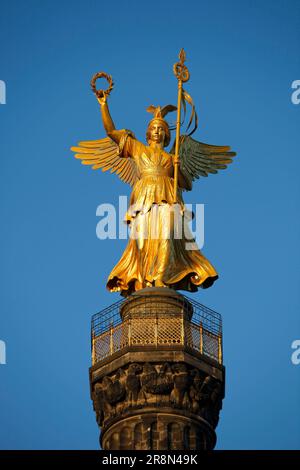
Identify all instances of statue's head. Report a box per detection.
[146,118,170,147]
[146,104,176,147]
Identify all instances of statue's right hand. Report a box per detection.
[96,90,107,106]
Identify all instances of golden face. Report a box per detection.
[148,122,166,144]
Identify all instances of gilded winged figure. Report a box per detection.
[71,62,235,297]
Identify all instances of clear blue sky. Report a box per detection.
[0,0,299,450]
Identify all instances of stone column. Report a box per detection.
[89,287,225,450]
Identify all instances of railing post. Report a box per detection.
[110,325,114,355]
[155,316,158,346]
[128,318,131,347]
[92,331,96,365]
[218,333,222,364]
[181,317,184,345]
[199,322,203,355]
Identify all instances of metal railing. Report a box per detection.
[91,294,222,365]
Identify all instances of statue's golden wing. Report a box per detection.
[71,136,139,187]
[171,135,236,190]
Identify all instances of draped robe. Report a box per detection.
[107,132,218,296]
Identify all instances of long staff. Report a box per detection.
[173,49,190,202]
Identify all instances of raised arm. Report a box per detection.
[97,93,123,144]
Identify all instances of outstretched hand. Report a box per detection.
[96,91,107,106]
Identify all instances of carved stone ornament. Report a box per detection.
[92,361,223,429]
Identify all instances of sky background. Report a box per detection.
[0,0,299,450]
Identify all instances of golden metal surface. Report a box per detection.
[71,50,236,297]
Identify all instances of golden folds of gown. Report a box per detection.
[107,130,218,297]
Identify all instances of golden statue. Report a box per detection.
[71,50,235,297]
